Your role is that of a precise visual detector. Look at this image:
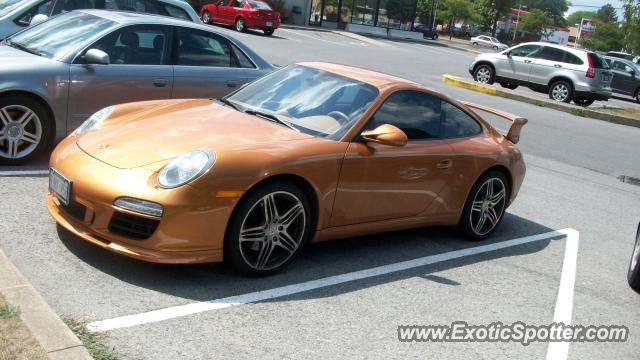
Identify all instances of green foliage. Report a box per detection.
[0,304,19,319]
[580,20,625,52]
[520,9,554,37]
[386,0,415,21]
[63,317,121,360]
[415,0,433,24]
[596,3,618,23]
[623,0,640,54]
[440,0,480,38]
[522,0,569,26]
[566,10,597,26]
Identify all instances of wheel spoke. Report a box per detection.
[0,108,10,126]
[471,200,483,212]
[17,110,34,127]
[277,231,298,254]
[490,189,505,205]
[486,207,499,226]
[21,130,39,144]
[280,203,303,226]
[486,179,494,199]
[255,240,274,269]
[262,194,279,223]
[7,139,18,158]
[474,212,487,233]
[240,226,265,242]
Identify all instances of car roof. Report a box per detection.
[516,42,589,55]
[76,9,198,27]
[298,62,420,88]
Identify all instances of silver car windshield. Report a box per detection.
[0,0,23,17]
[225,65,380,140]
[7,12,114,59]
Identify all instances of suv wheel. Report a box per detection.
[573,98,594,107]
[635,88,640,103]
[549,80,573,103]
[473,65,494,84]
[0,95,52,165]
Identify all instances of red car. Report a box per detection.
[200,0,281,36]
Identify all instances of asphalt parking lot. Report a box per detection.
[1,27,640,359]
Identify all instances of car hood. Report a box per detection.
[76,99,314,169]
[0,44,58,69]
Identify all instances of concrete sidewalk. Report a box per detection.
[0,247,91,360]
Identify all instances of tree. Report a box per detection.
[490,0,516,36]
[580,20,625,51]
[622,0,640,54]
[440,0,478,39]
[519,9,554,38]
[566,10,597,26]
[523,0,569,26]
[415,0,434,26]
[596,3,618,23]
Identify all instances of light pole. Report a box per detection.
[512,4,526,43]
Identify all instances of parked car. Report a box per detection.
[606,51,631,60]
[470,35,508,51]
[0,0,200,40]
[603,56,640,103]
[413,23,438,40]
[0,10,274,164]
[469,42,613,106]
[200,0,280,36]
[47,62,527,275]
[629,223,640,292]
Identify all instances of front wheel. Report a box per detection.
[459,171,509,240]
[473,64,495,84]
[628,225,640,292]
[573,98,594,107]
[549,80,573,103]
[635,89,640,103]
[263,29,274,36]
[225,182,312,275]
[235,17,246,32]
[472,42,478,46]
[0,95,52,165]
[201,10,211,24]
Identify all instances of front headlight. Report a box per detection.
[72,106,114,136]
[157,150,216,189]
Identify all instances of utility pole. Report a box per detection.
[512,4,525,43]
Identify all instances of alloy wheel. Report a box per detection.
[236,18,245,32]
[238,191,306,271]
[0,105,42,160]
[631,235,640,274]
[551,83,569,102]
[469,177,507,236]
[475,67,492,84]
[202,11,210,24]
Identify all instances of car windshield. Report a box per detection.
[6,12,114,59]
[490,37,500,43]
[225,65,380,140]
[248,0,271,9]
[0,0,23,18]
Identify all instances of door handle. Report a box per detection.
[524,60,532,63]
[153,78,168,87]
[436,160,452,169]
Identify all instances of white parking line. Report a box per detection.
[87,228,574,333]
[546,228,579,360]
[0,170,49,177]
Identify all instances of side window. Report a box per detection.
[509,45,541,58]
[51,0,98,15]
[90,25,169,65]
[178,28,236,67]
[536,47,565,62]
[441,102,482,138]
[564,52,583,65]
[230,43,255,68]
[217,0,228,5]
[164,4,190,20]
[15,0,53,26]
[232,0,243,7]
[366,91,441,140]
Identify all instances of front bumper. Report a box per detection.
[46,139,236,264]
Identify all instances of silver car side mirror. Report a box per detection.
[30,14,48,26]
[84,49,110,65]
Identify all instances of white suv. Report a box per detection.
[468,42,613,106]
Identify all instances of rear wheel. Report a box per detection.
[459,171,509,240]
[224,182,312,276]
[573,97,594,107]
[473,64,494,84]
[263,29,274,36]
[0,95,52,165]
[472,41,478,46]
[548,80,573,103]
[499,82,518,90]
[635,88,640,103]
[235,17,246,32]
[201,10,211,24]
[628,225,640,292]
[432,34,438,40]
[492,45,498,50]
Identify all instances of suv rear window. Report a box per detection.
[588,53,609,69]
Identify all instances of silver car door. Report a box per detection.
[498,44,540,81]
[172,26,248,99]
[527,46,566,85]
[67,24,174,130]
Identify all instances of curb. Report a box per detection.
[441,74,640,128]
[0,248,92,360]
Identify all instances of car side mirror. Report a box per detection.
[30,14,48,26]
[361,124,408,147]
[84,49,110,65]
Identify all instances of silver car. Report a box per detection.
[469,42,612,106]
[0,0,201,40]
[470,35,509,51]
[0,10,274,164]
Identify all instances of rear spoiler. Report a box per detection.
[460,101,528,144]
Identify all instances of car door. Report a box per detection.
[217,0,235,24]
[172,26,250,99]
[330,90,456,227]
[67,24,173,130]
[527,46,570,85]
[498,44,541,82]
[610,60,636,95]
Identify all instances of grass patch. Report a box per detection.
[0,295,48,360]
[63,317,121,360]
[569,108,588,117]
[532,99,546,107]
[599,107,640,120]
[0,304,19,319]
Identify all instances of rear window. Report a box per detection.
[588,53,609,69]
[248,0,271,9]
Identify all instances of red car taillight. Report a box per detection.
[586,53,596,78]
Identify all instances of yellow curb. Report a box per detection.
[441,74,497,96]
[466,49,482,55]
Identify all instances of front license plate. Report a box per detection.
[266,21,273,27]
[49,168,71,205]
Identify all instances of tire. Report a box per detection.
[628,224,640,292]
[573,98,594,107]
[472,42,478,46]
[493,46,498,50]
[635,88,640,104]
[235,17,246,32]
[263,29,274,36]
[499,83,518,90]
[432,34,438,40]
[473,64,495,84]
[548,80,573,103]
[459,170,509,240]
[201,10,211,24]
[0,94,52,165]
[224,182,312,276]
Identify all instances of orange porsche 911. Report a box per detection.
[47,62,527,275]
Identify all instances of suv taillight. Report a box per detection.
[586,53,596,78]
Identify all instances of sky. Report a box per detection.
[566,0,626,17]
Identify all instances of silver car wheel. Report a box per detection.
[469,178,506,236]
[202,11,210,24]
[631,234,640,274]
[239,191,306,271]
[551,83,569,102]
[236,18,245,32]
[475,67,492,83]
[0,105,42,159]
